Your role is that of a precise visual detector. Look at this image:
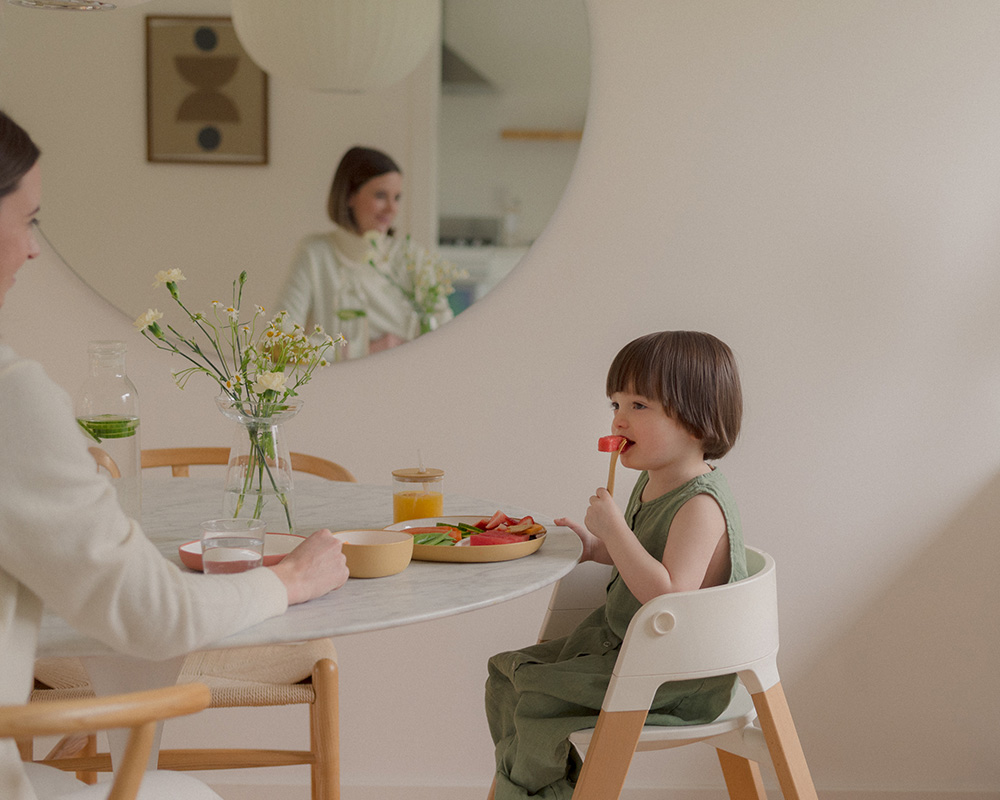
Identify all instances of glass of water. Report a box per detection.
[201,518,266,574]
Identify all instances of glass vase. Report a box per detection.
[216,395,302,534]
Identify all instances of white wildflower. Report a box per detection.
[133,308,162,330]
[152,269,186,288]
[252,371,287,394]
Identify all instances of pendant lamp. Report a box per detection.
[6,0,151,9]
[230,0,439,93]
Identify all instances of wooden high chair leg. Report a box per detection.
[486,774,496,800]
[751,683,817,800]
[15,736,32,761]
[717,749,767,800]
[570,709,647,800]
[310,658,339,800]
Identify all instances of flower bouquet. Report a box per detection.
[365,233,468,335]
[135,269,341,532]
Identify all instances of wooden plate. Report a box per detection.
[385,516,545,563]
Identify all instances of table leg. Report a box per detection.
[81,654,184,770]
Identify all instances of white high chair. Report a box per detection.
[489,548,817,800]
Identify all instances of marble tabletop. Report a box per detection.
[36,477,583,658]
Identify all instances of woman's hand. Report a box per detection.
[268,529,349,605]
[369,333,405,354]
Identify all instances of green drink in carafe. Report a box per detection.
[76,341,141,521]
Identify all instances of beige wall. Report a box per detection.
[2,1,998,797]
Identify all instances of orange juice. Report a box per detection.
[391,467,445,523]
[393,490,444,523]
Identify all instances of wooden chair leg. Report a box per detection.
[717,748,767,800]
[310,658,339,800]
[15,736,32,761]
[39,731,99,784]
[486,774,496,800]
[751,683,817,800]
[77,734,98,785]
[112,721,157,800]
[571,709,647,800]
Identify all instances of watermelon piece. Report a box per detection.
[480,511,517,530]
[598,435,628,452]
[469,532,530,546]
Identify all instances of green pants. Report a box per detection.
[486,633,734,800]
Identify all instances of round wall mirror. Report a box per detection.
[0,0,588,360]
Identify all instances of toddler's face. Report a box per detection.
[609,391,702,472]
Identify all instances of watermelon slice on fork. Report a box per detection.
[598,435,629,496]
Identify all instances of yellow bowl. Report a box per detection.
[332,529,413,578]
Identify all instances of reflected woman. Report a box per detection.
[277,146,452,355]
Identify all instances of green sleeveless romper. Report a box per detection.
[485,468,747,800]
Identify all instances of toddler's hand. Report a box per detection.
[554,516,598,562]
[584,487,627,543]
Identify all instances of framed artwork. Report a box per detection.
[145,15,268,165]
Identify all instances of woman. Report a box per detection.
[277,146,452,355]
[0,109,349,800]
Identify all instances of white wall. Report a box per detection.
[2,1,998,797]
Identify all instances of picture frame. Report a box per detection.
[146,15,268,165]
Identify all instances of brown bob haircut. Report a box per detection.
[327,146,401,232]
[606,331,742,460]
[0,109,41,202]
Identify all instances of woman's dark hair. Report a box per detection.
[327,146,401,232]
[0,110,41,202]
[606,331,743,460]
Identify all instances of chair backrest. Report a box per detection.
[604,547,779,712]
[89,446,122,479]
[0,684,210,800]
[140,447,357,482]
[538,561,615,642]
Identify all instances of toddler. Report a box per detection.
[485,331,747,800]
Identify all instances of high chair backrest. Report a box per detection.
[538,561,615,642]
[604,547,778,712]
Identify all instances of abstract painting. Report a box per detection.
[146,15,268,164]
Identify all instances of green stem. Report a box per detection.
[233,417,293,533]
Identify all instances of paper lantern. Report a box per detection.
[6,0,153,9]
[230,0,439,93]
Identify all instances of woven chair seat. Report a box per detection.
[33,639,336,709]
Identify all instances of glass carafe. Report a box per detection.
[75,341,141,521]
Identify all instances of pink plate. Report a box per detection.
[179,532,306,572]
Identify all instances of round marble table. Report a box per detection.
[35,478,583,768]
[37,477,583,657]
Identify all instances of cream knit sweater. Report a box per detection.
[0,346,289,799]
[277,225,453,341]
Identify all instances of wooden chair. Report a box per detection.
[30,447,356,800]
[4,684,215,800]
[488,548,817,800]
[140,446,356,482]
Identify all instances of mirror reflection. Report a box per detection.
[0,0,588,360]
